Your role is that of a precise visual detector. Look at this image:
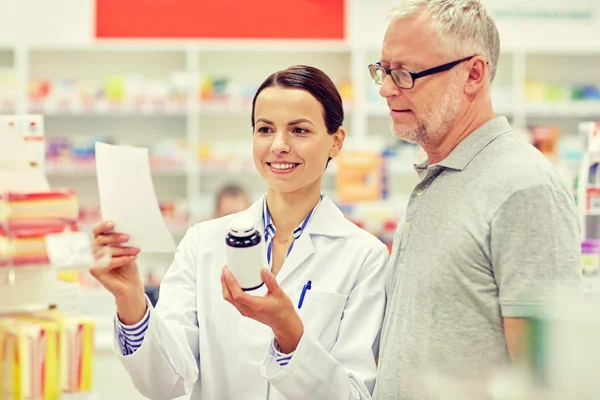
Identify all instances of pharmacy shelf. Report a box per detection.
[30,100,600,119]
[3,43,598,225]
[525,102,600,118]
[46,162,188,177]
[0,265,98,315]
[30,102,188,117]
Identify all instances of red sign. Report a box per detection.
[96,0,345,39]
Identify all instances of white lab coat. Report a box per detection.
[114,194,389,400]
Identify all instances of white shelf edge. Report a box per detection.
[524,102,600,117]
[25,41,600,55]
[45,165,188,177]
[23,101,600,119]
[28,39,351,53]
[28,103,188,117]
[45,162,418,177]
[26,101,354,118]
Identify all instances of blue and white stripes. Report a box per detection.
[273,341,294,367]
[115,306,150,356]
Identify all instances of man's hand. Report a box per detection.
[221,267,304,353]
[504,317,528,366]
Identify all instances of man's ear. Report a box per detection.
[464,56,488,96]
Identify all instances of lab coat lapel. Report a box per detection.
[275,195,348,286]
[275,233,315,285]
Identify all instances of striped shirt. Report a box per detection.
[115,195,322,366]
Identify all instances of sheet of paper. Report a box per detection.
[95,142,176,253]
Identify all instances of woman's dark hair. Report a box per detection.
[251,65,344,167]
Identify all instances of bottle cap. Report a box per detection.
[229,217,256,237]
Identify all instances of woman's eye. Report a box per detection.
[257,127,272,134]
[293,127,309,134]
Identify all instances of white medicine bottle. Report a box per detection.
[225,218,268,291]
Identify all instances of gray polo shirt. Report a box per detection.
[374,117,582,400]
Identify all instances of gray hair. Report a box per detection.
[389,0,500,83]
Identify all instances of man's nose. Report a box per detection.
[379,74,401,99]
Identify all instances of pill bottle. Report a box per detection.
[225,217,267,291]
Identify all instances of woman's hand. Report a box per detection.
[222,267,304,353]
[89,221,147,325]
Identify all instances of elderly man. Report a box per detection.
[370,1,582,398]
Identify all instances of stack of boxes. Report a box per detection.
[0,114,96,399]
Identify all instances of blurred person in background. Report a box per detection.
[90,65,389,400]
[369,1,582,399]
[214,183,251,218]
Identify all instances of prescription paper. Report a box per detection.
[95,142,176,253]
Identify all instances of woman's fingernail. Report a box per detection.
[121,234,129,240]
[106,221,114,228]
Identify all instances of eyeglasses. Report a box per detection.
[368,55,476,89]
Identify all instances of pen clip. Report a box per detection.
[298,280,312,309]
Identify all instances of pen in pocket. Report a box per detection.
[298,280,312,309]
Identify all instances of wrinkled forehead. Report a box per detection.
[381,14,444,69]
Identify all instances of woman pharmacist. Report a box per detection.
[90,65,389,400]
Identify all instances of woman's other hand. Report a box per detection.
[221,267,304,353]
[89,220,147,325]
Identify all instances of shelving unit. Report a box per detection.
[1,41,598,261]
[0,115,104,399]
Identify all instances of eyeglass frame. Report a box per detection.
[368,55,479,89]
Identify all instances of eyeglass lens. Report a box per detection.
[370,65,413,89]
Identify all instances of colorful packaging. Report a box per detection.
[0,317,59,400]
[531,125,560,162]
[582,239,600,275]
[29,311,95,393]
[0,312,96,399]
[335,151,383,203]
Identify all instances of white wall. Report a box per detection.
[349,0,600,51]
[0,0,94,45]
[1,0,599,51]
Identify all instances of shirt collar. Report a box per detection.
[414,116,512,173]
[262,194,322,239]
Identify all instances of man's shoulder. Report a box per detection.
[477,131,570,193]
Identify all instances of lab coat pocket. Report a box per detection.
[293,290,347,351]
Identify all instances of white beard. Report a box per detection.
[391,79,462,147]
